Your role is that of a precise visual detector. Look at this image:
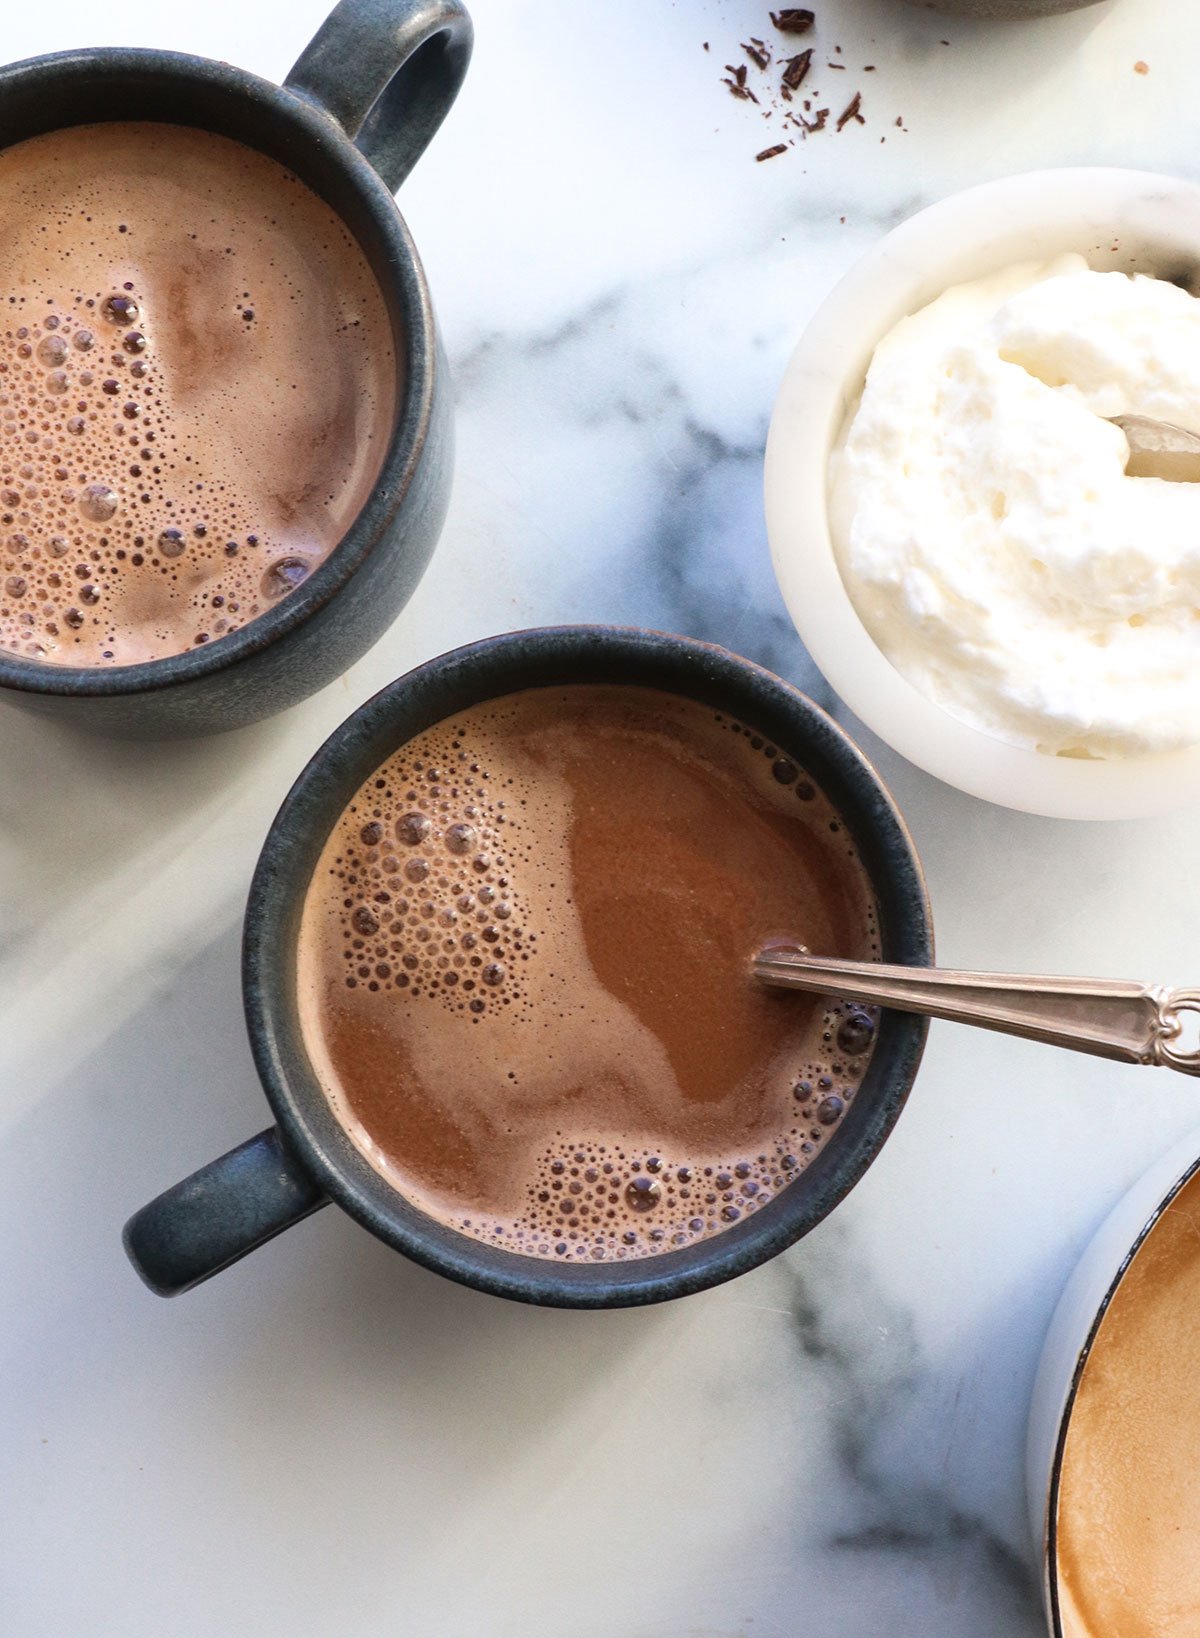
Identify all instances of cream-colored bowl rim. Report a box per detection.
[765,167,1200,820]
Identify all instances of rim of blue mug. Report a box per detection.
[0,46,432,700]
[242,625,934,1308]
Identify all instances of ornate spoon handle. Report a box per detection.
[753,946,1200,1075]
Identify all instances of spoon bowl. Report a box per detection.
[1112,414,1200,482]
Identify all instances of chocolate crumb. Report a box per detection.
[770,8,815,32]
[724,61,761,102]
[710,7,898,159]
[724,78,759,103]
[836,92,864,130]
[782,48,813,89]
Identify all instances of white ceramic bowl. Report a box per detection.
[764,168,1200,820]
[1026,1125,1200,1634]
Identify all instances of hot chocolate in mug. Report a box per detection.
[0,0,471,736]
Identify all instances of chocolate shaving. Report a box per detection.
[770,8,815,31]
[707,9,900,161]
[723,61,761,101]
[782,49,813,90]
[836,92,864,130]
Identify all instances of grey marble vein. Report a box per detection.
[778,1240,1044,1636]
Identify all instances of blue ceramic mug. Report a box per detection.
[0,0,472,736]
[123,627,933,1307]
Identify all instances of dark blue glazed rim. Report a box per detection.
[0,46,433,701]
[243,626,934,1308]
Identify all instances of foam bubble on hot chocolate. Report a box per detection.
[0,295,282,658]
[0,122,394,665]
[329,732,534,1020]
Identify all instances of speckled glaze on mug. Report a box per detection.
[124,626,933,1307]
[0,0,472,736]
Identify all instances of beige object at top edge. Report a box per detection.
[764,168,1200,820]
[896,0,1105,17]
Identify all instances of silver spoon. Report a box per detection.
[753,943,1200,1076]
[1110,414,1200,482]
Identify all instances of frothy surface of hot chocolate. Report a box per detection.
[298,686,882,1263]
[1057,1165,1200,1637]
[0,122,395,665]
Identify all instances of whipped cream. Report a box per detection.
[828,255,1200,758]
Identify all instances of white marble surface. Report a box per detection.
[1,1,1197,1633]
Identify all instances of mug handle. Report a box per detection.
[123,1128,327,1297]
[284,0,474,193]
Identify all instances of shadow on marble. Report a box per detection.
[1,908,670,1446]
[0,694,286,928]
